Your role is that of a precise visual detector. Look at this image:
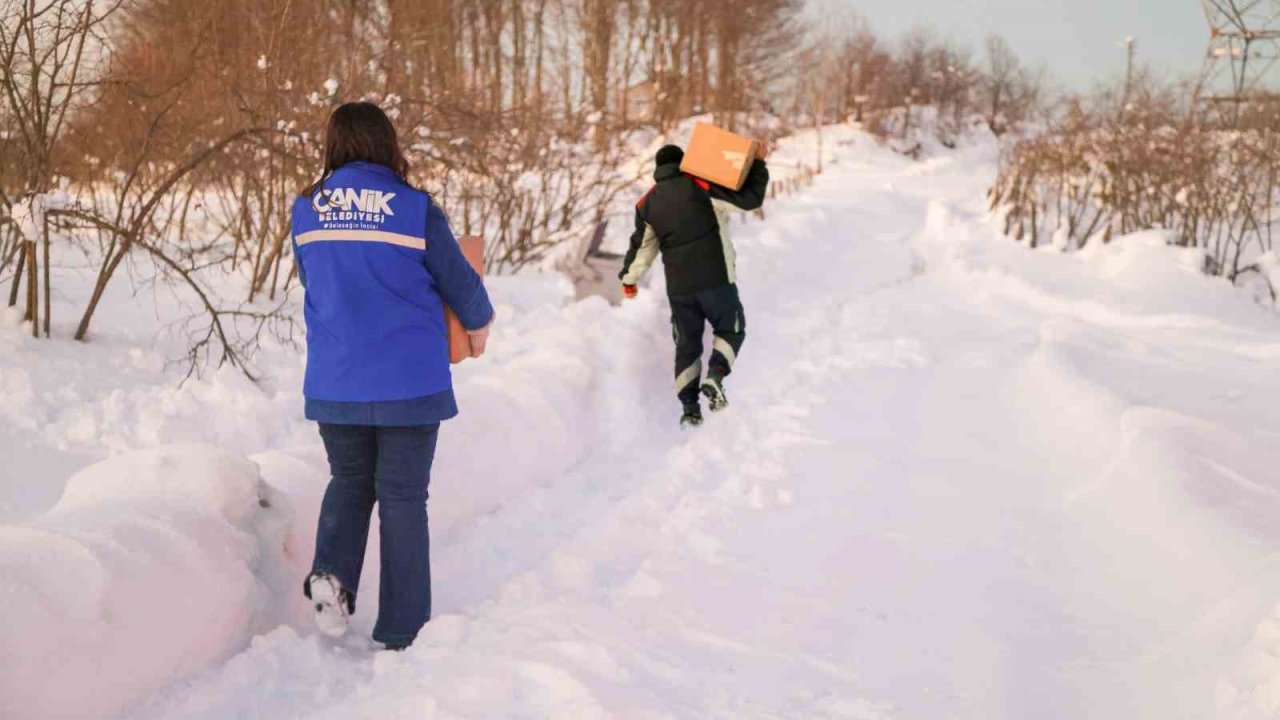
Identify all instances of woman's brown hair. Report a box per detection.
[303,102,410,197]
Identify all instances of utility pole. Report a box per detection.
[1123,36,1137,103]
[1196,0,1280,123]
[1119,36,1137,121]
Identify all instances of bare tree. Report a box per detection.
[0,0,123,337]
[990,76,1279,291]
[982,35,1038,135]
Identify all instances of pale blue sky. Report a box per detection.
[842,0,1210,89]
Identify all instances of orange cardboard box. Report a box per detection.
[445,235,485,364]
[680,122,760,191]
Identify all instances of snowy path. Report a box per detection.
[14,130,1280,719]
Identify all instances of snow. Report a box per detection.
[9,184,73,246]
[0,445,291,720]
[4,124,1280,719]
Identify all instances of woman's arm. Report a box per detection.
[423,199,495,332]
[291,234,307,289]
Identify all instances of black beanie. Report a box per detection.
[655,145,684,167]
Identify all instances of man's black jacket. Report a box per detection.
[619,158,769,297]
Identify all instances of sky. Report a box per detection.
[840,0,1210,91]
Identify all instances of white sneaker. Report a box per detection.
[307,573,351,638]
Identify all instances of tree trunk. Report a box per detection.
[511,0,526,110]
[533,0,545,113]
[75,242,130,341]
[42,213,50,337]
[8,241,25,308]
[25,240,38,337]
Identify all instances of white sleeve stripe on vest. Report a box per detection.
[295,229,426,251]
[712,200,737,285]
[621,222,659,285]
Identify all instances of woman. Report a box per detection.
[291,102,494,651]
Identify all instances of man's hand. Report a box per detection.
[755,141,768,160]
[622,284,638,299]
[467,322,492,358]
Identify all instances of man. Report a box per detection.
[619,143,769,428]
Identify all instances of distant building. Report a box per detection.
[620,80,657,125]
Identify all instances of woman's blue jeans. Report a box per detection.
[311,423,439,646]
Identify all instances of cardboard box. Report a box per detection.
[445,235,485,364]
[680,122,760,191]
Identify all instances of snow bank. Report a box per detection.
[0,266,672,719]
[0,274,313,523]
[916,191,1280,716]
[0,445,291,720]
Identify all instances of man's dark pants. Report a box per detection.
[669,283,746,408]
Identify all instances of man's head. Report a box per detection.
[655,145,684,167]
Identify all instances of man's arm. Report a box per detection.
[619,206,659,286]
[707,158,769,211]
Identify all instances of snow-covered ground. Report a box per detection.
[5,126,1280,719]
